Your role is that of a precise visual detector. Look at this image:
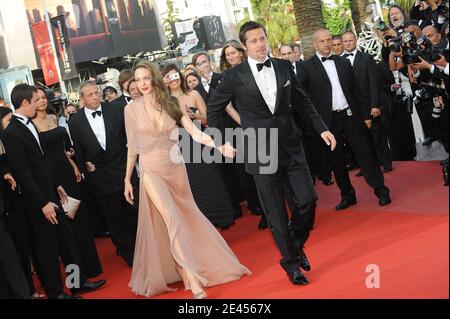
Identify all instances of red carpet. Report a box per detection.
[37,161,449,299]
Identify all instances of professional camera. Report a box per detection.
[374,16,389,32]
[389,32,423,64]
[437,1,449,18]
[49,91,68,115]
[416,35,444,62]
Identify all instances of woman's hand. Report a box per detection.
[218,142,237,159]
[124,180,134,205]
[3,173,16,191]
[73,166,82,183]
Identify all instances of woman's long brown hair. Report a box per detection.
[133,60,183,124]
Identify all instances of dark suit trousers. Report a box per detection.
[369,116,392,169]
[0,216,29,298]
[330,111,387,199]
[96,191,138,262]
[253,146,317,275]
[25,203,86,298]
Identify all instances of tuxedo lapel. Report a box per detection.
[102,104,113,152]
[79,109,105,153]
[271,58,282,114]
[353,51,363,70]
[312,56,332,86]
[334,58,347,94]
[11,118,44,157]
[237,61,272,114]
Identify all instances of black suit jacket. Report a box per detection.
[111,95,132,110]
[194,72,222,103]
[350,51,381,112]
[208,58,328,175]
[298,55,369,129]
[2,118,60,211]
[0,154,11,215]
[69,102,137,197]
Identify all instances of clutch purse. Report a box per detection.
[62,196,81,220]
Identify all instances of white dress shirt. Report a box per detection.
[248,56,278,114]
[84,105,106,150]
[316,52,349,112]
[14,113,43,153]
[292,61,297,75]
[201,71,214,93]
[344,49,358,66]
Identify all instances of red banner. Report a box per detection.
[31,21,59,85]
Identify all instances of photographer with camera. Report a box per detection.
[410,0,449,31]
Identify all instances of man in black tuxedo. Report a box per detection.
[69,81,138,267]
[298,29,392,210]
[279,44,303,78]
[342,31,393,172]
[113,69,133,109]
[280,44,334,186]
[3,84,105,299]
[208,21,336,285]
[192,52,222,103]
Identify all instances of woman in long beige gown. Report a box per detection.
[124,61,251,299]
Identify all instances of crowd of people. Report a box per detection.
[0,0,448,300]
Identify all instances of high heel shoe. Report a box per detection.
[193,291,208,299]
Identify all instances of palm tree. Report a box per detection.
[350,0,371,33]
[292,0,325,58]
[241,0,299,54]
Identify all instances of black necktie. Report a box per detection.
[92,111,102,118]
[343,53,354,58]
[321,55,335,62]
[14,116,31,125]
[256,59,272,72]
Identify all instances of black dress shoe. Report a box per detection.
[335,198,357,211]
[53,293,83,299]
[247,205,263,215]
[422,137,436,146]
[94,231,111,239]
[378,194,392,206]
[383,166,393,173]
[442,165,449,187]
[71,279,106,295]
[300,254,311,272]
[288,270,309,285]
[318,176,334,186]
[346,162,358,171]
[356,170,364,177]
[258,215,268,230]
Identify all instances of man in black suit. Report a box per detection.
[0,158,29,298]
[298,29,392,211]
[342,31,393,172]
[192,52,222,103]
[69,81,138,267]
[3,84,105,299]
[208,21,336,285]
[280,44,334,186]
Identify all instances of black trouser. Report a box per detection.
[96,191,138,263]
[0,216,29,299]
[26,203,86,298]
[253,145,317,275]
[416,100,434,139]
[330,110,388,200]
[369,115,392,169]
[302,133,332,180]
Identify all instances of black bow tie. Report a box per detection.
[257,59,272,72]
[321,55,335,62]
[343,53,354,58]
[92,111,102,118]
[14,116,31,125]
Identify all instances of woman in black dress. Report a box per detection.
[32,88,102,278]
[161,65,236,230]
